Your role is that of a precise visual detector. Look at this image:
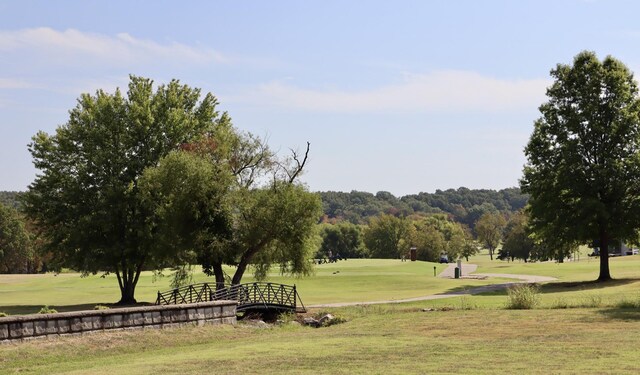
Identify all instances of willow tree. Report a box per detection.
[522,51,640,281]
[139,125,322,288]
[24,76,226,304]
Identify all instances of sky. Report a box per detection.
[2,0,640,196]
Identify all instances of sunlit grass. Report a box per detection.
[1,307,639,374]
[2,254,640,314]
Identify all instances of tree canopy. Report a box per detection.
[0,203,32,274]
[522,51,640,281]
[140,129,322,288]
[24,76,226,303]
[475,212,506,260]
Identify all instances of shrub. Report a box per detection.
[506,283,540,309]
[38,305,58,314]
[458,295,478,310]
[94,305,110,310]
[0,312,8,317]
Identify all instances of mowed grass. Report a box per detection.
[2,306,640,374]
[3,255,640,314]
[2,256,640,373]
[0,260,498,314]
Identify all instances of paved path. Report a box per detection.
[307,264,556,309]
[438,263,478,278]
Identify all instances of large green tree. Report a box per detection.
[24,76,225,303]
[522,51,640,281]
[140,130,322,288]
[0,203,32,273]
[475,212,506,260]
[364,214,411,258]
[499,211,535,262]
[317,222,367,259]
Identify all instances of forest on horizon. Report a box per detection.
[1,187,528,229]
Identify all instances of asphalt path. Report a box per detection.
[307,263,556,309]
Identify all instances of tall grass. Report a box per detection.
[506,283,540,309]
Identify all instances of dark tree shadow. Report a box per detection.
[0,302,154,315]
[540,278,640,295]
[598,308,640,321]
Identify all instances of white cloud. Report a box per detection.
[0,27,227,65]
[0,78,33,89]
[244,71,550,113]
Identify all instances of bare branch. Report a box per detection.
[287,141,310,184]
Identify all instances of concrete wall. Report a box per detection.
[0,300,237,342]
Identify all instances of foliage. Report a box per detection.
[522,51,640,281]
[320,187,528,227]
[24,75,224,304]
[499,211,535,262]
[506,284,540,309]
[142,130,322,287]
[0,191,22,210]
[410,215,476,262]
[363,214,411,258]
[0,203,32,273]
[475,212,506,260]
[38,305,57,314]
[317,222,367,259]
[0,312,8,317]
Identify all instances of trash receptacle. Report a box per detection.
[454,267,460,279]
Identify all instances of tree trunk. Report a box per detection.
[115,264,143,305]
[489,247,494,260]
[597,230,612,282]
[212,262,226,290]
[231,261,248,285]
[231,241,268,285]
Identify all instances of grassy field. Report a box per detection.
[2,254,640,374]
[2,253,640,314]
[1,306,639,374]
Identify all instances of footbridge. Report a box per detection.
[156,282,306,313]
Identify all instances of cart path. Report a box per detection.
[307,264,556,309]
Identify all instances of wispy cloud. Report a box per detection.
[0,78,34,89]
[0,27,227,65]
[242,71,550,113]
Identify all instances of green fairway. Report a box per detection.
[2,256,640,314]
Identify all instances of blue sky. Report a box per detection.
[2,0,640,195]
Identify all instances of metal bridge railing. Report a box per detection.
[156,282,305,312]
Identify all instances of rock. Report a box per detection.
[318,314,335,326]
[303,317,319,327]
[241,319,269,328]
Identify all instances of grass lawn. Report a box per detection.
[0,260,498,315]
[1,306,639,374]
[2,255,640,314]
[2,256,640,373]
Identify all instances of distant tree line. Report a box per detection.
[319,187,528,229]
[0,192,22,209]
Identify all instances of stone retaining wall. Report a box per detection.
[0,300,237,342]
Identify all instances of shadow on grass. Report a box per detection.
[0,302,154,315]
[598,308,640,321]
[540,278,640,294]
[437,278,640,298]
